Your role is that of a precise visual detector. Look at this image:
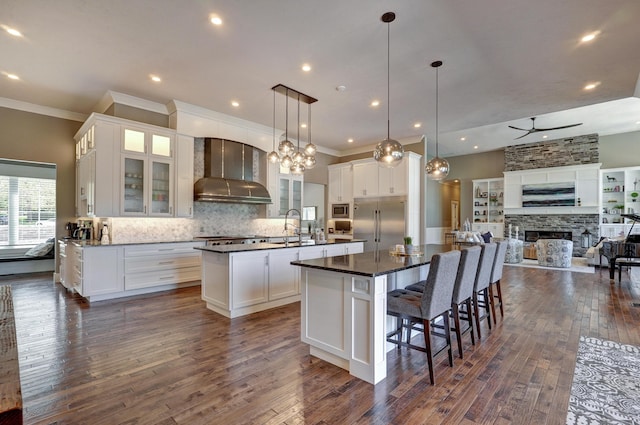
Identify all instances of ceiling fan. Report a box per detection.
[508,117,583,140]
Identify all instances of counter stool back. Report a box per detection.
[489,240,508,323]
[472,243,497,340]
[386,250,461,385]
[451,246,481,359]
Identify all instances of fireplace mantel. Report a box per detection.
[503,163,601,215]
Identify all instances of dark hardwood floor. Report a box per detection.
[3,264,640,425]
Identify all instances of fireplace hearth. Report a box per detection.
[524,230,572,242]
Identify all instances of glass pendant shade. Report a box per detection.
[303,155,316,169]
[292,150,305,165]
[290,162,305,175]
[280,155,293,168]
[278,139,294,155]
[304,143,316,156]
[374,138,404,168]
[425,156,450,181]
[268,150,280,163]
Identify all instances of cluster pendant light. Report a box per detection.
[425,60,450,180]
[373,12,404,168]
[268,84,318,175]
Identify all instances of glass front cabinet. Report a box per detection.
[120,126,174,216]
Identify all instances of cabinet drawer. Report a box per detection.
[125,266,200,290]
[124,242,202,257]
[124,254,201,273]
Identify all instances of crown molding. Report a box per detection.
[94,90,168,115]
[0,97,87,122]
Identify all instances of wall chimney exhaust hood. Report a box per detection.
[194,138,272,204]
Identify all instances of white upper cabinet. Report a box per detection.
[74,113,186,218]
[352,161,380,198]
[352,153,420,199]
[328,163,353,203]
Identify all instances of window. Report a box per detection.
[0,159,56,247]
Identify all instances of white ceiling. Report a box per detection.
[2,0,640,157]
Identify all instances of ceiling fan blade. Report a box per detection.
[535,123,583,131]
[508,125,528,131]
[513,132,532,140]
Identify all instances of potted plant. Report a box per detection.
[631,192,638,202]
[403,236,414,254]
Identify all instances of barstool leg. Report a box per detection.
[473,292,482,340]
[465,298,475,346]
[496,280,504,317]
[452,303,463,359]
[488,285,497,325]
[422,318,435,385]
[443,313,453,367]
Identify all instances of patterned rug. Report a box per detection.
[566,336,640,424]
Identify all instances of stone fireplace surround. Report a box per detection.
[504,214,599,258]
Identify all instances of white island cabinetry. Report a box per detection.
[201,242,364,318]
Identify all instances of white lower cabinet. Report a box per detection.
[62,241,202,302]
[124,242,202,290]
[268,248,300,300]
[201,242,364,318]
[69,245,123,298]
[231,251,269,309]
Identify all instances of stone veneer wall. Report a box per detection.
[504,133,600,257]
[504,134,598,171]
[504,214,599,258]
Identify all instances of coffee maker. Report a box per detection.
[66,222,79,239]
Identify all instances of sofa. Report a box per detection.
[536,239,573,268]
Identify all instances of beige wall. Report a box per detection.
[0,107,82,238]
[599,131,640,168]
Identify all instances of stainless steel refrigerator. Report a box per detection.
[353,198,406,252]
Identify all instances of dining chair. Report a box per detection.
[472,243,497,340]
[386,249,461,385]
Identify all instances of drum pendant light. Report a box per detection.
[373,12,404,168]
[425,60,450,180]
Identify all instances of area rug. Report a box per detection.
[566,336,640,424]
[504,258,594,274]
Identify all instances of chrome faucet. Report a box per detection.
[284,208,302,247]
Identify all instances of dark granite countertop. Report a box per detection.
[60,239,203,248]
[290,244,455,277]
[195,239,366,254]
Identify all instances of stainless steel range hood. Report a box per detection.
[194,138,272,204]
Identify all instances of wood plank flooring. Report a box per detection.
[3,265,640,425]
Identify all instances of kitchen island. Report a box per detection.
[197,240,365,318]
[291,244,452,385]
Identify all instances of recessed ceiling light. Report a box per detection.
[6,73,19,80]
[460,137,466,141]
[336,85,346,92]
[584,82,601,90]
[150,75,161,82]
[581,31,600,43]
[231,101,239,107]
[371,100,380,107]
[210,14,223,25]
[542,135,548,139]
[347,138,354,143]
[302,64,311,72]
[473,145,478,149]
[636,121,640,125]
[5,27,22,37]
[300,123,307,128]
[413,123,421,128]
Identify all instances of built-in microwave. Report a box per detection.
[332,203,350,218]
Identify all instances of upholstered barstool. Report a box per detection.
[489,240,508,323]
[450,246,481,359]
[386,250,461,385]
[472,243,497,340]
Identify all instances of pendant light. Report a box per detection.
[303,103,316,169]
[268,90,280,163]
[373,11,404,168]
[425,60,450,180]
[271,84,318,173]
[290,93,306,175]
